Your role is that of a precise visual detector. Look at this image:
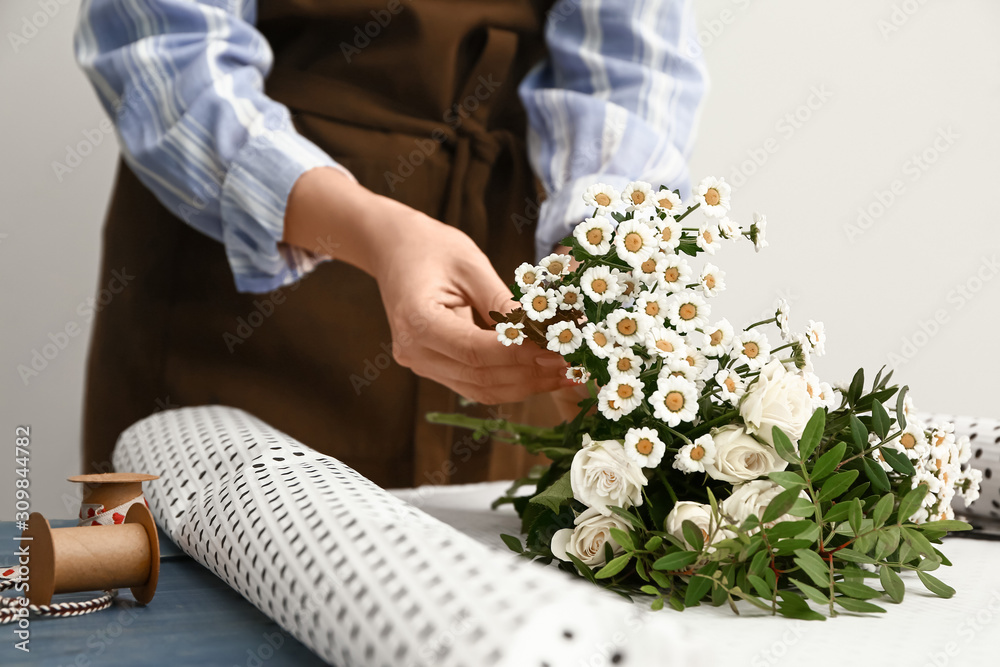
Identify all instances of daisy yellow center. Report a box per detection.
[665,391,685,412]
[664,267,679,282]
[724,377,736,392]
[586,228,605,245]
[641,258,657,273]
[623,281,635,296]
[593,331,608,347]
[631,191,646,205]
[702,230,714,243]
[935,433,946,446]
[656,340,674,353]
[661,228,673,242]
[624,232,644,253]
[689,445,706,461]
[532,295,549,312]
[616,318,638,336]
[705,275,716,289]
[743,341,760,358]
[607,399,618,410]
[524,271,536,284]
[591,278,608,294]
[658,196,674,210]
[558,329,574,343]
[704,188,721,206]
[595,193,612,207]
[678,303,697,320]
[806,384,816,397]
[900,433,917,449]
[636,438,654,456]
[686,355,696,367]
[563,291,578,305]
[504,328,520,340]
[617,358,633,372]
[617,384,634,399]
[548,261,564,274]
[645,303,660,317]
[710,329,723,345]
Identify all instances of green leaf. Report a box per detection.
[916,571,956,598]
[774,538,817,556]
[771,426,801,464]
[766,519,814,539]
[874,526,901,561]
[652,550,698,571]
[901,526,935,558]
[762,486,804,524]
[790,578,829,604]
[895,385,908,430]
[862,457,891,492]
[606,505,644,530]
[835,597,886,614]
[849,414,868,453]
[823,502,853,523]
[835,581,880,599]
[799,409,827,460]
[685,563,718,606]
[871,401,891,440]
[848,498,863,536]
[650,597,665,611]
[872,494,894,528]
[768,471,807,489]
[834,547,876,564]
[746,574,773,598]
[880,566,905,603]
[896,485,929,525]
[528,471,572,513]
[640,584,659,595]
[609,527,634,551]
[789,498,817,517]
[919,519,973,532]
[818,470,860,503]
[793,549,832,588]
[880,447,916,476]
[811,441,847,481]
[848,368,865,405]
[595,553,632,579]
[566,553,597,583]
[749,550,770,578]
[681,520,705,553]
[644,535,664,551]
[500,534,523,554]
[776,591,827,621]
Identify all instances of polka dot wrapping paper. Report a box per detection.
[112,406,700,667]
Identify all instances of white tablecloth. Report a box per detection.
[393,481,1000,666]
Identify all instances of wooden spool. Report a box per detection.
[67,472,159,516]
[21,497,161,606]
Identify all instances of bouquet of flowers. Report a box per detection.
[428,177,982,619]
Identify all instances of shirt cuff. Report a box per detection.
[220,121,355,294]
[534,174,634,261]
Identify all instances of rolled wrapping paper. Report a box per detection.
[112,406,700,667]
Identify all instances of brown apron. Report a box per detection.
[82,0,557,487]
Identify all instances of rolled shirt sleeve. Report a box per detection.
[74,0,353,293]
[520,0,708,259]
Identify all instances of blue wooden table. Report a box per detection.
[0,521,327,667]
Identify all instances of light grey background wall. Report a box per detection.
[2,0,998,519]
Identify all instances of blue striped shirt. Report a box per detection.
[75,0,706,294]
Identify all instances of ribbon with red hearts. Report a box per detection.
[77,495,149,527]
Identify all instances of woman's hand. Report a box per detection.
[284,167,572,404]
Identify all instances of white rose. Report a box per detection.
[665,501,731,550]
[704,425,787,483]
[570,435,648,515]
[550,507,631,566]
[740,359,814,448]
[722,480,805,530]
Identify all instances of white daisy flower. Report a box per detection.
[650,376,699,427]
[731,330,772,371]
[889,423,931,461]
[580,265,622,304]
[520,286,559,322]
[645,326,687,359]
[606,308,648,347]
[566,366,590,384]
[583,183,619,213]
[582,322,615,358]
[614,218,658,268]
[666,293,710,333]
[683,347,710,378]
[573,216,615,256]
[749,212,768,252]
[635,292,669,323]
[699,263,726,297]
[790,332,814,372]
[702,319,734,358]
[673,434,717,474]
[624,427,667,468]
[598,377,644,419]
[514,262,547,290]
[539,253,572,277]
[714,369,745,405]
[716,217,739,239]
[774,298,791,340]
[616,272,641,301]
[694,176,732,218]
[621,180,656,211]
[696,223,722,255]
[608,347,643,377]
[633,251,667,287]
[659,255,692,293]
[651,188,682,216]
[805,320,826,356]
[802,372,838,411]
[496,322,525,347]
[870,447,894,474]
[659,355,699,383]
[656,218,683,252]
[558,284,584,311]
[546,321,583,355]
